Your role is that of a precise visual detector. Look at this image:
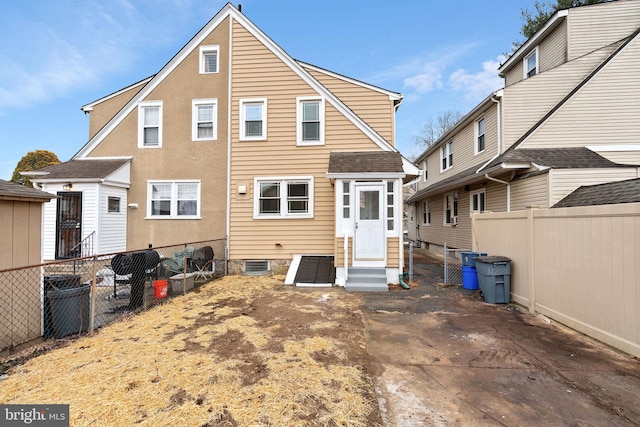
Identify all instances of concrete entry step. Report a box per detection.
[346,268,388,292]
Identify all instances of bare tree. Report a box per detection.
[413,110,462,149]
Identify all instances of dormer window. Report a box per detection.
[524,48,538,78]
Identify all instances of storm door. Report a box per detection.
[354,184,385,265]
[55,192,82,259]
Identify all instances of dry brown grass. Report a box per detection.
[0,275,381,426]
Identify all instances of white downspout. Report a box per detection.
[225,15,233,275]
[484,172,514,212]
[476,91,502,174]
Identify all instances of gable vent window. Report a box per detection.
[244,260,270,275]
[200,45,219,74]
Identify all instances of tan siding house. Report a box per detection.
[28,4,418,291]
[406,0,640,254]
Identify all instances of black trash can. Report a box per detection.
[45,275,90,339]
[474,256,512,304]
[43,275,82,338]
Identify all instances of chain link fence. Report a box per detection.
[443,243,471,286]
[0,238,226,356]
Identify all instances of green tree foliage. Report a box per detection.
[517,0,610,47]
[11,150,61,188]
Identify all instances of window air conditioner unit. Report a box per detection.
[451,216,458,226]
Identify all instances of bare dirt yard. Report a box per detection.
[0,276,381,426]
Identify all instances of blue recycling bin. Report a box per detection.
[461,265,479,290]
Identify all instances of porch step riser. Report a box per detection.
[346,268,388,292]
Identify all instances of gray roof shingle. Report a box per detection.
[0,179,55,200]
[328,151,403,174]
[485,147,628,170]
[33,158,130,180]
[553,178,640,208]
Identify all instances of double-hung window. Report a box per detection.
[240,99,267,141]
[422,160,428,181]
[148,180,200,218]
[254,176,313,218]
[199,45,219,74]
[524,47,538,78]
[441,141,453,171]
[476,118,485,154]
[470,190,486,215]
[423,200,431,225]
[297,97,324,145]
[192,99,217,141]
[139,101,162,148]
[444,191,458,225]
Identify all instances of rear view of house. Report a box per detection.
[27,4,418,289]
[406,0,640,252]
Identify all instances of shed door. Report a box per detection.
[354,185,385,264]
[56,192,82,259]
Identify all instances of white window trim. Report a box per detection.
[470,189,486,216]
[199,45,219,74]
[386,180,397,234]
[440,141,453,172]
[523,47,538,79]
[443,191,458,226]
[423,199,431,226]
[138,101,163,148]
[296,96,325,146]
[240,98,267,141]
[475,118,485,155]
[422,160,428,182]
[253,176,314,219]
[146,180,201,219]
[192,99,218,141]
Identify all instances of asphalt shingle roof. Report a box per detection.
[552,178,640,208]
[485,147,627,170]
[34,159,130,180]
[328,151,403,174]
[0,179,54,200]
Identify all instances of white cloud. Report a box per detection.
[448,56,505,102]
[0,0,220,112]
[403,62,444,93]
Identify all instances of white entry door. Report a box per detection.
[354,185,385,265]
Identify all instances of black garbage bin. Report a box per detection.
[44,275,82,338]
[474,256,512,304]
[45,275,90,339]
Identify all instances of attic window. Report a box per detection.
[524,48,538,78]
[199,45,219,74]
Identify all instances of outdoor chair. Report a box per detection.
[160,246,195,278]
[191,246,214,280]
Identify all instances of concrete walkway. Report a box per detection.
[361,250,640,426]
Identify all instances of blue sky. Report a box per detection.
[0,0,534,180]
